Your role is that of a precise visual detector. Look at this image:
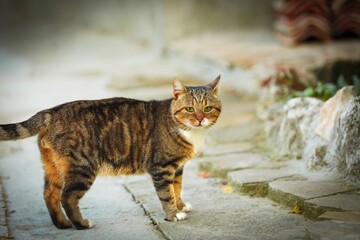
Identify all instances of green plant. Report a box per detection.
[289,74,360,101]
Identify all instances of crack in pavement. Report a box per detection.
[0,176,13,239]
[123,184,171,240]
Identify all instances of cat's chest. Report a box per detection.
[179,129,206,155]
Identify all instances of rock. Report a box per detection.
[306,87,355,171]
[273,97,323,158]
[316,86,355,141]
[305,143,328,171]
[325,97,360,183]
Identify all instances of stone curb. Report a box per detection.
[227,168,300,196]
[198,152,268,178]
[268,180,359,219]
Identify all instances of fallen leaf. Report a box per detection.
[198,172,209,179]
[251,193,265,198]
[289,205,302,214]
[219,181,228,186]
[222,187,233,194]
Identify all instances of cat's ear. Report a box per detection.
[207,75,221,95]
[173,78,186,100]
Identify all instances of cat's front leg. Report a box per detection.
[150,168,187,221]
[174,167,192,212]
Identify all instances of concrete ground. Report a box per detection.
[0,31,360,240]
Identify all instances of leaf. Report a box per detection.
[289,205,302,214]
[251,193,265,198]
[222,187,233,194]
[323,83,338,99]
[353,75,360,96]
[337,74,348,88]
[303,87,316,97]
[219,181,228,186]
[198,172,209,179]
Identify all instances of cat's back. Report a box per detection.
[45,97,170,140]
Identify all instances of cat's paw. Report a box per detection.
[88,219,95,229]
[175,212,187,221]
[166,212,187,222]
[73,219,95,230]
[55,219,73,229]
[182,203,193,212]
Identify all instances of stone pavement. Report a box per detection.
[1,78,359,240]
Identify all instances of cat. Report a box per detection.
[0,75,222,230]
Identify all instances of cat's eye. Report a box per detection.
[185,107,195,112]
[204,106,213,112]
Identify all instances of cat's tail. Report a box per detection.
[0,111,51,140]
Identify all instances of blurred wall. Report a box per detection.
[163,0,274,41]
[0,0,161,47]
[0,0,274,49]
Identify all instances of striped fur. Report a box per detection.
[0,76,222,230]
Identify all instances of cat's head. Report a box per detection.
[171,75,222,130]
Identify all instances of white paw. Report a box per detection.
[88,220,95,229]
[175,212,187,221]
[182,203,193,212]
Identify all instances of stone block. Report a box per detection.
[319,211,360,223]
[270,97,324,159]
[228,168,298,195]
[325,97,360,182]
[316,86,355,141]
[306,194,360,211]
[304,194,360,219]
[268,180,358,211]
[198,153,267,178]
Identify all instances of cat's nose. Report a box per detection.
[196,114,204,122]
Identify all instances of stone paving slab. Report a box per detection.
[307,220,360,240]
[202,142,254,157]
[124,161,308,240]
[319,211,360,223]
[304,194,360,219]
[209,122,263,144]
[228,168,299,195]
[198,153,267,178]
[306,194,360,211]
[268,180,358,216]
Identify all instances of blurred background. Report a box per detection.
[0,0,273,78]
[0,0,278,116]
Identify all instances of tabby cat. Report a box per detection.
[0,76,221,230]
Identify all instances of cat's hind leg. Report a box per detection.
[61,162,96,230]
[39,143,72,229]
